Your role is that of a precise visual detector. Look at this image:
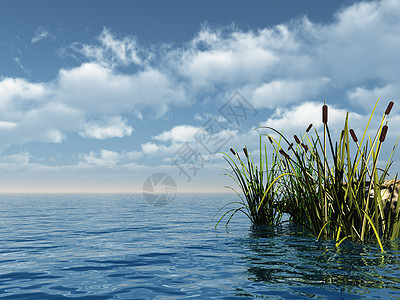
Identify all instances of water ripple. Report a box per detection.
[0,193,399,299]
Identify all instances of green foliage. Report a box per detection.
[218,98,400,251]
[216,135,284,226]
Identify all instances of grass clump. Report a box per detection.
[218,99,400,251]
[216,135,285,226]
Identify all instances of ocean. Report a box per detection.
[0,193,399,299]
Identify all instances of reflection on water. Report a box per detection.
[238,223,400,298]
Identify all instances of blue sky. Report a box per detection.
[0,0,399,193]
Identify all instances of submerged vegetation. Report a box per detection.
[218,99,400,251]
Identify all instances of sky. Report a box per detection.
[0,0,399,193]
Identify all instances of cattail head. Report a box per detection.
[322,104,328,124]
[349,129,358,143]
[288,143,294,151]
[301,143,309,152]
[243,147,248,158]
[268,136,273,144]
[279,149,290,159]
[380,125,388,142]
[385,101,394,116]
[230,148,236,156]
[306,124,313,132]
[294,135,301,144]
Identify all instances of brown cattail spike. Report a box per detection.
[268,136,273,144]
[380,125,388,142]
[349,129,358,143]
[301,143,308,152]
[306,124,313,132]
[230,148,236,156]
[294,135,301,144]
[385,101,394,115]
[288,143,293,151]
[243,147,248,158]
[322,104,328,124]
[279,149,290,159]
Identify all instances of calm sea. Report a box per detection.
[0,193,399,299]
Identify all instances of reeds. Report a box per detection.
[216,135,284,226]
[218,99,400,251]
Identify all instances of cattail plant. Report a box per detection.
[219,98,399,251]
[322,103,328,235]
[216,135,284,226]
[385,101,394,115]
[259,99,399,251]
[380,124,388,142]
[350,129,358,143]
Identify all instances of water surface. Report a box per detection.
[0,193,399,299]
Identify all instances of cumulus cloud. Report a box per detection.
[258,101,400,158]
[318,0,400,84]
[79,116,133,139]
[0,100,82,146]
[141,142,170,155]
[347,84,397,111]
[153,125,200,143]
[0,151,32,173]
[260,102,358,133]
[83,149,121,166]
[250,78,332,109]
[79,148,144,167]
[166,0,400,110]
[2,0,400,152]
[56,62,187,117]
[0,62,187,147]
[0,77,48,113]
[140,123,239,163]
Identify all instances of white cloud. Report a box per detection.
[83,149,121,166]
[141,142,170,155]
[80,116,133,139]
[0,61,187,147]
[175,26,283,90]
[56,62,188,118]
[14,58,31,77]
[153,125,200,143]
[141,124,239,162]
[31,26,52,44]
[319,0,400,84]
[250,78,331,109]
[70,27,144,67]
[1,152,30,164]
[0,77,48,113]
[125,150,143,161]
[166,0,400,109]
[0,101,82,146]
[0,121,17,129]
[347,85,397,111]
[2,2,400,152]
[260,102,364,135]
[76,148,144,168]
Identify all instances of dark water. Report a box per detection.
[0,193,399,299]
